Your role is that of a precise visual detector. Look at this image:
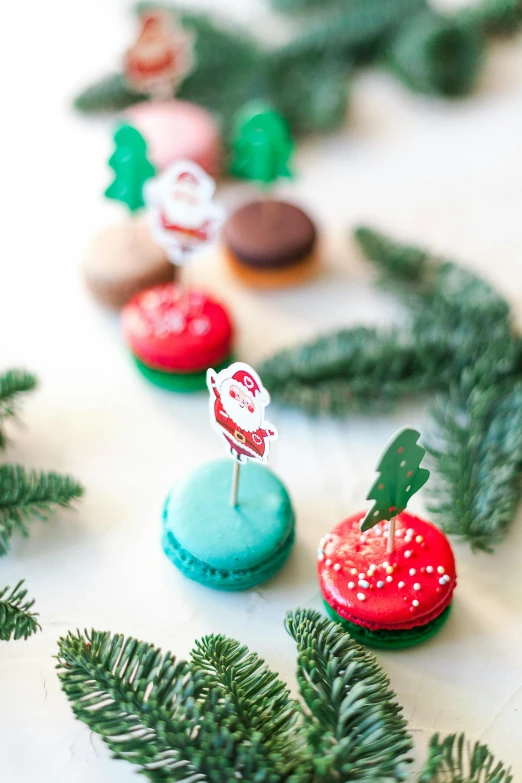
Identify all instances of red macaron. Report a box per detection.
[318,510,456,648]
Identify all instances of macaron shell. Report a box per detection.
[224,247,319,289]
[223,200,317,270]
[83,219,173,309]
[123,100,222,176]
[132,353,233,393]
[122,283,233,372]
[318,511,456,630]
[324,600,452,650]
[162,459,295,589]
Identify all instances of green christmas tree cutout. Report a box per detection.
[105,123,156,212]
[361,428,430,552]
[230,101,293,187]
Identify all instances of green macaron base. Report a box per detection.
[323,600,452,649]
[131,354,234,392]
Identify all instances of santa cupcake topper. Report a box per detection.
[144,160,225,265]
[207,362,278,506]
[124,10,194,100]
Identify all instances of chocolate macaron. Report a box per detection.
[223,200,319,288]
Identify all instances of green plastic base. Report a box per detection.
[132,354,233,392]
[323,600,452,650]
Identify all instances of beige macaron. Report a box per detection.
[83,217,174,309]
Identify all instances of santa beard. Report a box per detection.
[162,185,206,229]
[220,378,262,433]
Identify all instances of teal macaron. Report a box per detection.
[162,459,295,590]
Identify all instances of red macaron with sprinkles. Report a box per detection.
[318,428,457,649]
[122,283,234,391]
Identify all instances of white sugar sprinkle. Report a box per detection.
[325,559,332,566]
[383,561,389,568]
[318,553,324,561]
[409,568,416,576]
[358,579,370,588]
[404,550,412,558]
[386,575,393,583]
[412,599,419,608]
[416,535,423,543]
[437,566,445,574]
[359,573,365,579]
[377,581,384,588]
[333,563,341,571]
[386,566,394,574]
[398,581,405,588]
[413,583,421,591]
[357,592,366,601]
[348,582,355,589]
[350,568,357,575]
[407,529,414,536]
[426,566,434,573]
[374,528,382,536]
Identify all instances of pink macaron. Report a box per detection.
[123,100,222,176]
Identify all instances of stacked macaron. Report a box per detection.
[122,283,234,391]
[162,459,295,590]
[318,510,456,649]
[223,201,319,288]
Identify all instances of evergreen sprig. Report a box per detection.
[0,369,37,448]
[419,733,513,783]
[260,227,522,552]
[56,610,510,781]
[72,0,522,140]
[426,375,522,552]
[0,465,84,556]
[0,580,40,641]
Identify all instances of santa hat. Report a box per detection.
[231,368,261,396]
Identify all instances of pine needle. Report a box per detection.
[0,465,84,556]
[286,609,413,781]
[419,733,513,783]
[426,375,522,552]
[0,580,40,641]
[0,369,37,448]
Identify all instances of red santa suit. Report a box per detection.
[208,368,276,462]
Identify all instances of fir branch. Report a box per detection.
[190,635,309,779]
[419,733,513,783]
[0,369,37,448]
[426,374,522,552]
[387,11,484,97]
[286,609,413,782]
[0,465,84,556]
[456,0,522,37]
[74,73,142,113]
[0,581,40,641]
[56,630,210,781]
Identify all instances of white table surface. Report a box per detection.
[1,1,522,780]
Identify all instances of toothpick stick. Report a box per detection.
[387,516,396,554]
[230,459,241,507]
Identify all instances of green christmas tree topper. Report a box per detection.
[230,101,293,187]
[361,428,430,551]
[105,123,156,212]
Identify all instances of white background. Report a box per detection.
[1,0,522,780]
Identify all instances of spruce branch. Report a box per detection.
[418,733,513,783]
[286,609,413,782]
[456,0,522,36]
[0,369,37,448]
[0,581,40,641]
[426,375,522,552]
[190,635,309,779]
[0,465,84,556]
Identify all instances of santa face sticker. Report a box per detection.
[144,160,225,264]
[207,362,278,464]
[124,10,194,98]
